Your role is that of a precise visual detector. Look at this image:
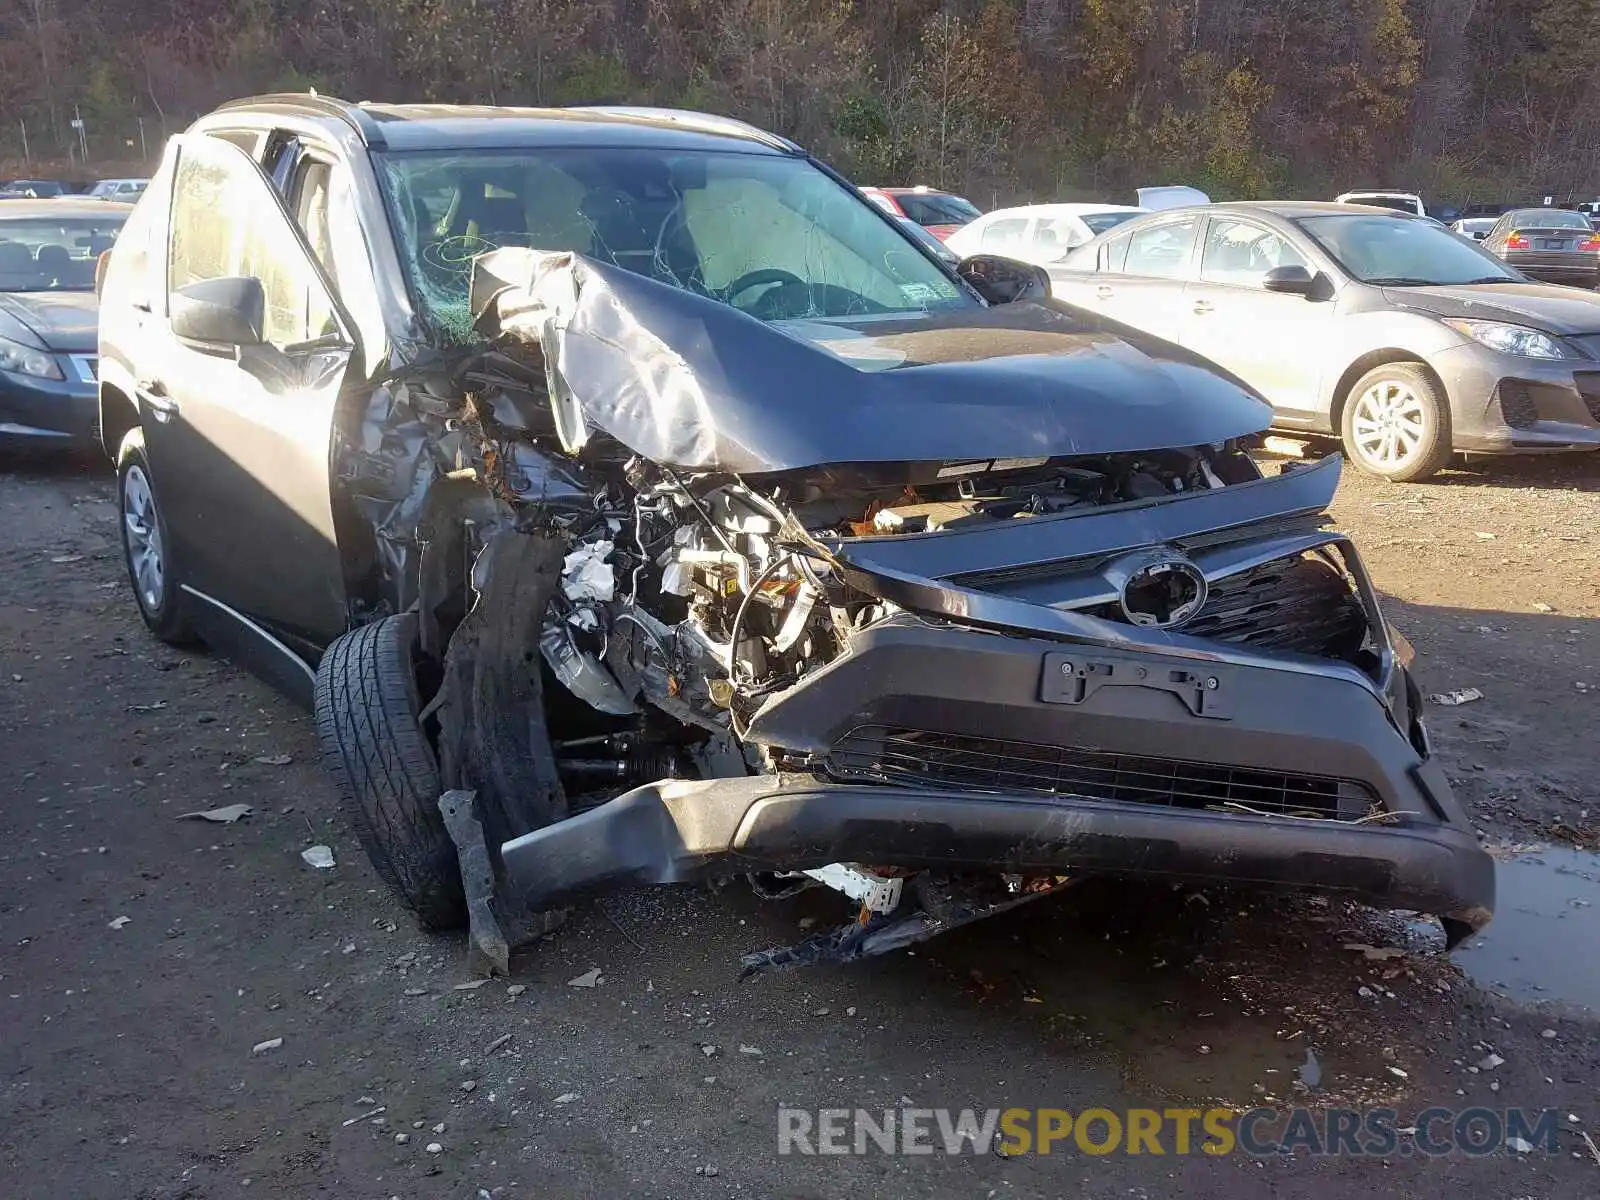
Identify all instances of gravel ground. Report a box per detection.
[1,448,1597,1199]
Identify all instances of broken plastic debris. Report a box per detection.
[737,1044,764,1057]
[253,753,293,766]
[251,1037,283,1055]
[561,540,615,603]
[553,1092,579,1105]
[178,803,253,823]
[567,968,602,988]
[1429,688,1483,707]
[1478,1052,1505,1070]
[452,979,489,990]
[300,845,336,869]
[107,915,131,930]
[1507,1136,1534,1154]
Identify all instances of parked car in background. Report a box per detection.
[945,203,1145,266]
[88,178,148,201]
[1480,207,1600,288]
[0,198,129,448]
[1136,185,1211,211]
[2,180,67,198]
[860,185,981,240]
[893,214,959,264]
[95,96,1493,961]
[1335,190,1426,217]
[1050,201,1600,481]
[1452,217,1498,241]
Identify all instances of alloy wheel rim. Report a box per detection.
[1351,380,1427,469]
[123,465,166,613]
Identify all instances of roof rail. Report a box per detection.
[214,93,387,149]
[571,106,799,153]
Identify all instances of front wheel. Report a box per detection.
[314,614,467,931]
[116,427,195,645]
[1339,364,1455,482]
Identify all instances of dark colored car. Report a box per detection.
[1051,202,1600,481]
[1480,208,1600,288]
[0,198,129,447]
[97,97,1492,972]
[2,179,67,198]
[861,186,982,241]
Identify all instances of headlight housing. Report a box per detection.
[1443,319,1573,360]
[0,333,64,380]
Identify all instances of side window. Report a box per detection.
[1199,218,1309,287]
[979,217,1028,251]
[168,135,337,348]
[1125,217,1199,278]
[1098,230,1132,272]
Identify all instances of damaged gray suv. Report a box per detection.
[97,96,1492,974]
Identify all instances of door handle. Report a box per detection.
[1192,300,1214,315]
[1095,285,1114,300]
[139,382,179,423]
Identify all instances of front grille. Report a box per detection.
[1091,553,1366,661]
[1497,380,1538,428]
[827,726,1381,821]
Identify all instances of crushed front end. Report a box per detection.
[343,247,1492,969]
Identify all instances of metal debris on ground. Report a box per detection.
[300,844,336,869]
[251,1037,283,1054]
[1429,688,1483,707]
[484,1033,513,1054]
[342,1106,386,1127]
[178,803,253,823]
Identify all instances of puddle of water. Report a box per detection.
[1453,846,1600,1011]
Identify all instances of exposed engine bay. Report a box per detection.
[330,247,1460,974]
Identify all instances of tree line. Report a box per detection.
[2,0,1595,207]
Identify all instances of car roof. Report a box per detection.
[0,197,134,217]
[209,95,802,155]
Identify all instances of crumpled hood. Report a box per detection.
[1384,283,1600,336]
[470,247,1271,473]
[0,290,99,352]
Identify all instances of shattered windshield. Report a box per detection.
[375,148,969,340]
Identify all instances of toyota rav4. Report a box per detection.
[96,96,1493,973]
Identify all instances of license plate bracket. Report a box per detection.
[1040,649,1236,719]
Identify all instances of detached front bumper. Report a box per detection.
[501,618,1495,936]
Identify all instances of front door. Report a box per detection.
[1180,215,1336,420]
[140,133,356,650]
[1086,213,1201,336]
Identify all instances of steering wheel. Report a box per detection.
[723,268,806,308]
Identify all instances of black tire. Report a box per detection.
[314,613,467,931]
[115,427,196,645]
[1339,363,1454,483]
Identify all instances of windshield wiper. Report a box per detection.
[1459,276,1515,285]
[1363,276,1437,286]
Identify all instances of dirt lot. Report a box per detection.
[2,448,1597,1199]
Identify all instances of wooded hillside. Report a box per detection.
[3,0,1596,206]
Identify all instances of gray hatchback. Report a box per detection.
[1051,202,1600,481]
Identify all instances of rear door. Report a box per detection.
[1180,215,1336,419]
[1080,213,1200,335]
[140,133,356,649]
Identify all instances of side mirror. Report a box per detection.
[958,253,1051,305]
[170,276,265,347]
[1262,265,1320,297]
